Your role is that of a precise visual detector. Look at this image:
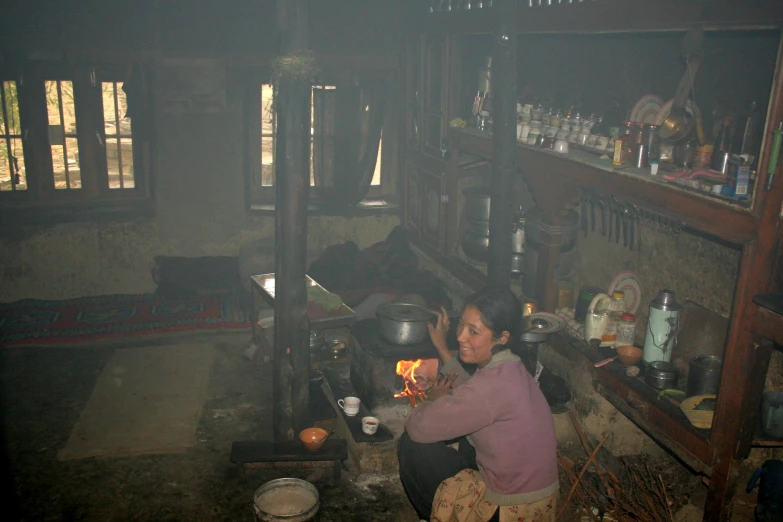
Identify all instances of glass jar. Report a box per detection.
[616,313,637,346]
[600,291,627,348]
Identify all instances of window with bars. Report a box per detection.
[249,83,385,205]
[0,65,151,224]
[0,81,25,192]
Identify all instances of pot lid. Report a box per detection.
[526,312,566,335]
[377,303,432,322]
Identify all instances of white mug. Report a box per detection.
[338,396,361,416]
[362,416,379,435]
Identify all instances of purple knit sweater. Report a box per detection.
[405,351,558,504]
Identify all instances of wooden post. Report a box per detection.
[273,0,311,443]
[487,0,516,286]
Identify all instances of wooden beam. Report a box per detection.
[273,0,311,443]
[487,0,516,286]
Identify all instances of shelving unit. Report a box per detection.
[402,1,783,520]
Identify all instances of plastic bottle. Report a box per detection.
[711,118,732,172]
[600,291,627,348]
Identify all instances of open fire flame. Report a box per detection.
[395,359,433,407]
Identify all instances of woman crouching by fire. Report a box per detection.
[397,287,558,522]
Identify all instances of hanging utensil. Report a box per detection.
[660,28,703,143]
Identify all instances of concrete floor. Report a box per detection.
[0,331,420,521]
[0,329,760,522]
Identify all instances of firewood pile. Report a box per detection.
[557,411,679,522]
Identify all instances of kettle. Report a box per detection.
[747,460,783,521]
[642,289,680,363]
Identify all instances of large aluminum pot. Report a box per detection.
[463,187,491,221]
[376,303,433,345]
[524,207,579,252]
[462,229,490,261]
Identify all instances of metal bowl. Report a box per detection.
[254,478,319,522]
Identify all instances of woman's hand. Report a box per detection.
[425,374,457,402]
[427,307,452,364]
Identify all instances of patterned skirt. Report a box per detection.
[431,469,558,522]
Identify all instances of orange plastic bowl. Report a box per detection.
[299,427,329,453]
[617,345,643,366]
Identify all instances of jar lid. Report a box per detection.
[612,291,625,299]
[621,313,636,321]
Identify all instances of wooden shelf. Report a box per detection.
[549,333,714,475]
[753,294,783,346]
[449,127,759,244]
[410,235,488,291]
[416,0,783,35]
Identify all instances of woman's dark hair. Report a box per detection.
[463,286,522,354]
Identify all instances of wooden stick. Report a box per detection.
[659,474,674,522]
[556,434,610,521]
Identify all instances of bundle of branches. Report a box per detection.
[557,411,676,522]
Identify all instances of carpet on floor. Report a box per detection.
[58,343,214,461]
[0,293,250,346]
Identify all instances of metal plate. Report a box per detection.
[527,312,567,334]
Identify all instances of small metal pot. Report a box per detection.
[645,361,680,390]
[376,303,432,345]
[686,355,722,397]
[463,187,491,221]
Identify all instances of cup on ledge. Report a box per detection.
[362,416,380,435]
[338,396,361,416]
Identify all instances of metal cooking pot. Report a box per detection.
[686,355,722,397]
[462,229,490,261]
[463,187,491,221]
[645,361,679,390]
[376,302,433,345]
[524,207,579,252]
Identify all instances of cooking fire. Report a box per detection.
[394,359,439,406]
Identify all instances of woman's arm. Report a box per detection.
[427,307,453,364]
[405,377,494,443]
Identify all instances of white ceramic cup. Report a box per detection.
[338,396,361,416]
[362,416,380,435]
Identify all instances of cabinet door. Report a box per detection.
[422,34,448,158]
[405,36,421,151]
[405,162,422,231]
[422,170,445,252]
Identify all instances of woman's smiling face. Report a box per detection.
[456,306,509,367]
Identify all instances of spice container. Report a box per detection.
[616,313,637,346]
[645,361,679,390]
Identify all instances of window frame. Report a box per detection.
[244,71,396,210]
[0,61,154,226]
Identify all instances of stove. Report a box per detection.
[350,318,456,409]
